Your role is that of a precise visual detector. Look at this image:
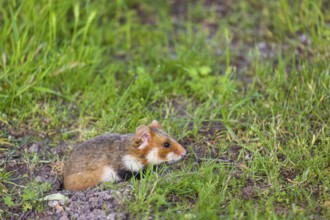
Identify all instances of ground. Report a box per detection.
[0,0,330,219]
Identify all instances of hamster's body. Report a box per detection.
[63,120,186,191]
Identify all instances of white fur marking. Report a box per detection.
[166,152,182,163]
[123,155,144,172]
[101,166,120,182]
[146,148,165,165]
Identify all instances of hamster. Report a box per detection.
[63,120,186,191]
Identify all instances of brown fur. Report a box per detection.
[64,168,103,191]
[63,120,186,191]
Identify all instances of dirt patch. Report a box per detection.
[241,186,257,200]
[276,153,287,162]
[167,191,197,207]
[31,188,130,219]
[182,120,227,159]
[280,167,298,182]
[188,120,226,136]
[274,203,288,216]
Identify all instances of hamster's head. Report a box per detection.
[134,120,187,165]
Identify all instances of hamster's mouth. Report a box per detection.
[166,156,183,164]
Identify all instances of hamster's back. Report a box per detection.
[64,133,134,176]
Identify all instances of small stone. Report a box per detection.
[92,209,106,217]
[48,200,59,207]
[107,213,116,220]
[71,213,78,219]
[35,176,43,182]
[113,190,121,197]
[8,160,16,167]
[103,194,114,200]
[59,215,70,220]
[55,204,65,213]
[28,143,40,152]
[75,192,85,198]
[59,199,66,206]
[110,199,119,208]
[77,215,88,220]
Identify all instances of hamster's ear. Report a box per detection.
[135,125,151,149]
[149,120,162,130]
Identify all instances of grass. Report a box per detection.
[0,0,329,219]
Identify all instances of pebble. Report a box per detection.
[35,176,43,182]
[107,213,116,220]
[55,204,64,213]
[48,200,59,207]
[45,189,127,219]
[28,143,40,152]
[59,213,70,220]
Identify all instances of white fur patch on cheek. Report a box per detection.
[166,152,182,162]
[146,148,165,165]
[123,155,144,172]
[101,166,121,182]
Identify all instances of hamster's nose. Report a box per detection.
[180,146,187,156]
[175,144,187,156]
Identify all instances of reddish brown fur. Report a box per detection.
[64,168,103,191]
[128,126,185,162]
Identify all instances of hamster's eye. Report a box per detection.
[163,142,171,148]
